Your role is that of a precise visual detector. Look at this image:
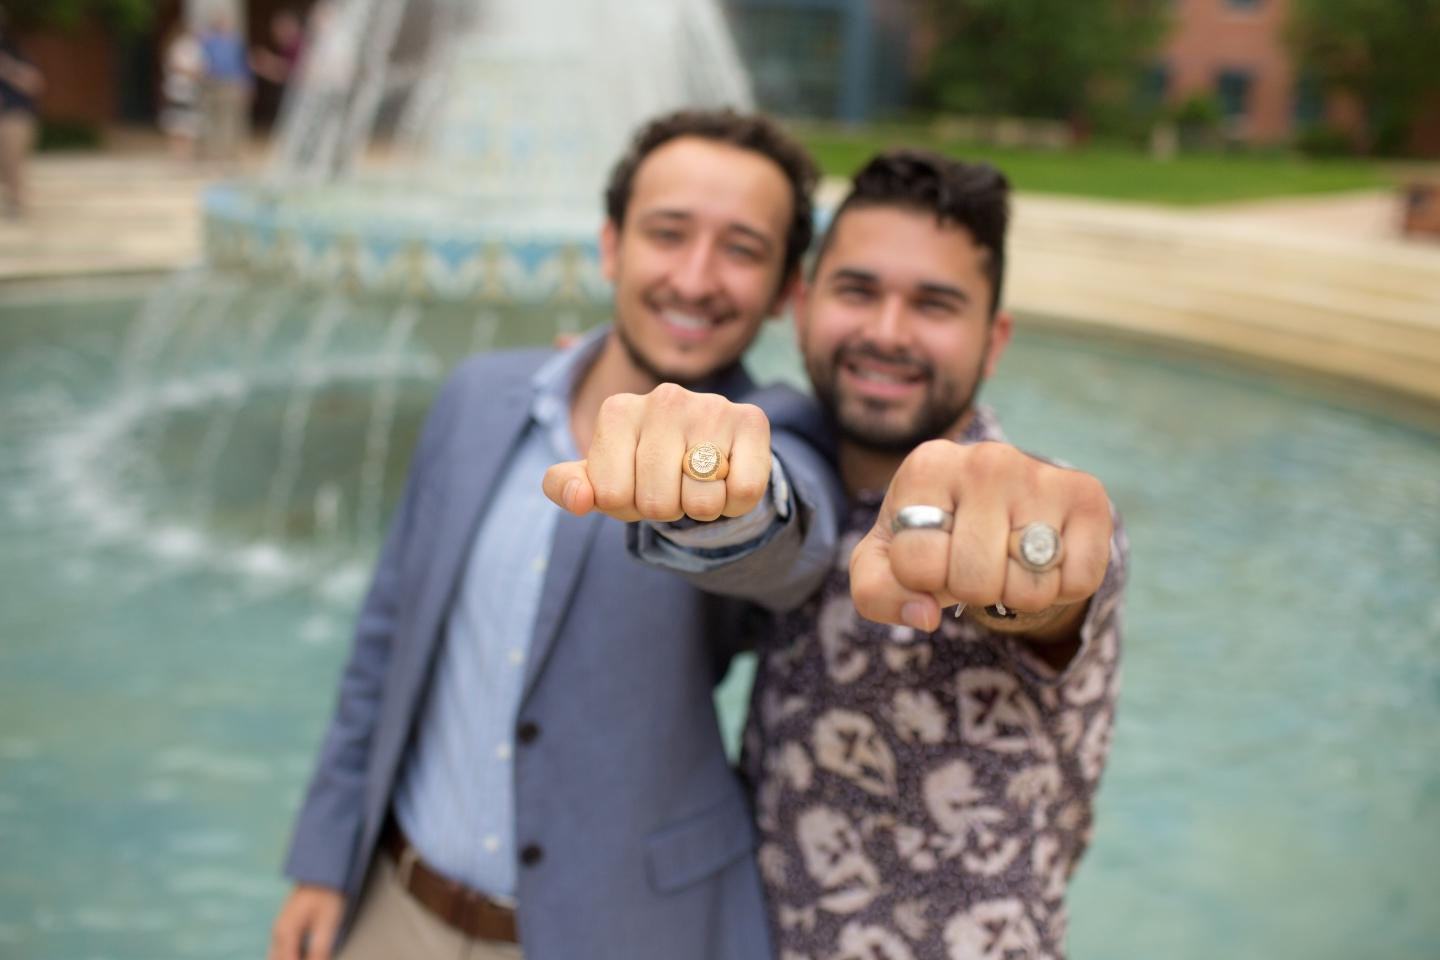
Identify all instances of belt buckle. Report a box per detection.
[395,841,421,890]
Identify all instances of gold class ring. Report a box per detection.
[682,442,729,482]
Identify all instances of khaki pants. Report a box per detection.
[337,854,523,960]
[0,111,36,215]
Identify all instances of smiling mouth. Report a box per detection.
[840,356,928,397]
[657,306,729,342]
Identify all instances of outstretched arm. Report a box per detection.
[542,382,842,612]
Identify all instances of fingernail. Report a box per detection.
[562,479,581,511]
[901,601,932,632]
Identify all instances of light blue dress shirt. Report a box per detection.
[391,336,588,898]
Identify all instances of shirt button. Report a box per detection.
[520,844,544,867]
[508,648,524,667]
[495,742,512,761]
[517,721,540,745]
[483,834,500,853]
[531,555,547,574]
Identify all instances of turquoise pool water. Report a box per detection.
[1,279,1437,959]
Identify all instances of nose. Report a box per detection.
[670,236,721,303]
[866,292,909,346]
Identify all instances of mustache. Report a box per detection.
[648,289,733,321]
[833,341,934,380]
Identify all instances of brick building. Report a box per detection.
[1157,0,1303,144]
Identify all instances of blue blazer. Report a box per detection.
[283,345,841,959]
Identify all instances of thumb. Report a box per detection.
[849,529,944,632]
[542,460,595,516]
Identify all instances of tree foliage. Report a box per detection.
[1289,0,1440,153]
[5,0,157,33]
[921,0,1171,121]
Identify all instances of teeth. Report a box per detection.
[852,366,912,385]
[663,311,710,331]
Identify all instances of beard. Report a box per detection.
[808,339,988,452]
[613,316,692,386]
[610,290,746,388]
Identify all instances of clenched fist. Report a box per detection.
[851,440,1112,635]
[543,382,773,523]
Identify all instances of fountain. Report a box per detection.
[207,0,752,301]
[56,0,754,575]
[3,2,1439,957]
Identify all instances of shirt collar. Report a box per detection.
[528,325,610,460]
[530,325,608,421]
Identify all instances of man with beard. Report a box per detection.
[269,110,839,960]
[560,150,1128,959]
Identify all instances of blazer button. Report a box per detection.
[520,844,544,867]
[517,721,540,745]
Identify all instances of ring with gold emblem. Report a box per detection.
[682,442,729,482]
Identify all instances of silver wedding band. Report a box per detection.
[892,505,954,535]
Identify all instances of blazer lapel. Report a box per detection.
[520,509,603,703]
[406,376,531,665]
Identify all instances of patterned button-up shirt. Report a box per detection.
[740,406,1128,960]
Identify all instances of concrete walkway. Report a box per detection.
[3,141,1438,409]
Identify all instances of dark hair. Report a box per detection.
[604,109,818,288]
[815,149,1011,316]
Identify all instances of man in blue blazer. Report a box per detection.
[268,110,843,960]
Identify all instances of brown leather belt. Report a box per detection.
[381,817,519,944]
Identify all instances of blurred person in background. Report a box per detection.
[268,109,835,960]
[197,6,252,163]
[0,4,44,218]
[250,5,306,124]
[251,7,306,87]
[159,19,203,162]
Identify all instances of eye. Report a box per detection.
[834,284,875,304]
[726,243,765,263]
[647,226,685,246]
[916,297,960,317]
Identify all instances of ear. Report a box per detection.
[767,270,802,320]
[599,219,620,283]
[982,309,1014,380]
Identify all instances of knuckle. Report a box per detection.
[687,499,724,522]
[969,439,1004,466]
[728,476,767,506]
[1077,474,1111,516]
[733,402,770,434]
[592,484,629,512]
[637,492,678,521]
[596,394,639,433]
[911,438,956,471]
[649,381,686,408]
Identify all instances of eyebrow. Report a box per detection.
[640,209,776,253]
[829,267,970,305]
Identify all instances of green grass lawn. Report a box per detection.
[795,124,1398,206]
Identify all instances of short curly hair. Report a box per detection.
[816,149,1011,316]
[604,109,819,289]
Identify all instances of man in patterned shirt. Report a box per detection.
[739,150,1128,960]
[558,148,1128,958]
